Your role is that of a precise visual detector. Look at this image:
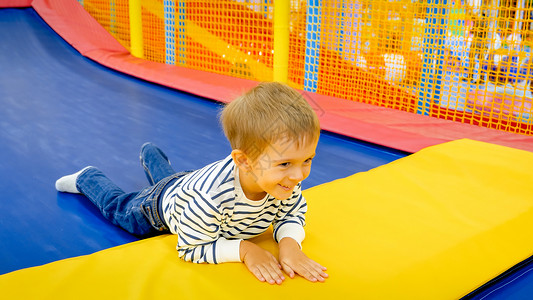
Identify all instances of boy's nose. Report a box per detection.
[289,167,305,182]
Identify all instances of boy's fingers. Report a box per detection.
[267,262,285,284]
[297,264,328,283]
[281,262,296,278]
[310,262,329,278]
[256,266,275,284]
[252,267,266,282]
[310,266,329,282]
[257,265,284,285]
[311,260,326,270]
[313,272,328,282]
[250,264,274,283]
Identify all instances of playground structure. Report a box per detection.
[76,0,533,135]
[1,1,533,298]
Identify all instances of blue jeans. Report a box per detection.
[76,143,188,237]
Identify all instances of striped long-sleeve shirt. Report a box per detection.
[161,155,307,264]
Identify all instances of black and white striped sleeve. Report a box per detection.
[272,184,307,247]
[175,189,241,264]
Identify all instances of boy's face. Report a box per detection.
[242,137,318,200]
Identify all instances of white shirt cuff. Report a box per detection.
[275,223,305,248]
[215,237,243,263]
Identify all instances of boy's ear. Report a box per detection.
[231,149,252,171]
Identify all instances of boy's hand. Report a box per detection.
[278,237,328,283]
[240,240,285,285]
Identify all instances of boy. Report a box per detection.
[56,82,328,285]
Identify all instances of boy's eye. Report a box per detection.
[279,162,290,167]
[304,158,313,164]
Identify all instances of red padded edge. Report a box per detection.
[31,0,533,153]
[30,0,256,103]
[1,0,32,7]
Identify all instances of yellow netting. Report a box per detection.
[77,0,533,135]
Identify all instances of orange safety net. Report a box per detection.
[81,0,131,50]
[74,0,533,136]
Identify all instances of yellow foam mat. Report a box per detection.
[2,139,533,299]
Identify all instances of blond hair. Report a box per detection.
[220,82,320,160]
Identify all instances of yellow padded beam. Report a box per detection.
[128,0,143,58]
[273,0,289,83]
[1,139,532,299]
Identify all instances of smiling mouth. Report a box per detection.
[279,184,292,191]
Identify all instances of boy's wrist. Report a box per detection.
[278,237,302,261]
[239,240,253,261]
[279,237,300,250]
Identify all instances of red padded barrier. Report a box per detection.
[0,0,32,7]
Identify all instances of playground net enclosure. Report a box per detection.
[77,0,533,135]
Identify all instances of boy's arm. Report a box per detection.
[176,190,286,284]
[174,190,241,264]
[272,184,307,246]
[273,185,328,282]
[177,227,242,264]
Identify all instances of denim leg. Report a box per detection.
[140,142,176,185]
[76,167,157,236]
